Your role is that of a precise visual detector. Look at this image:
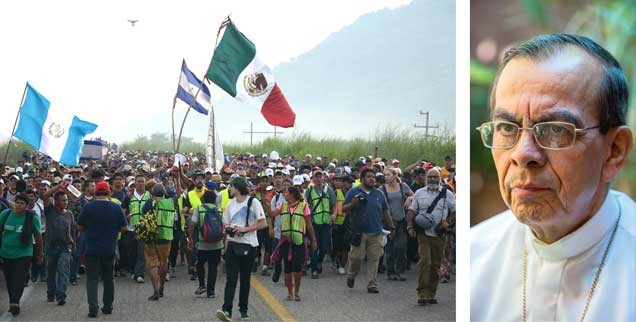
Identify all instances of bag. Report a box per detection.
[415,188,447,231]
[227,241,253,257]
[134,203,158,242]
[350,232,362,247]
[201,205,223,243]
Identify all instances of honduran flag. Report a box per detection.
[176,59,212,115]
[206,19,296,128]
[13,83,97,166]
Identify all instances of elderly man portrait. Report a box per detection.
[471,34,634,322]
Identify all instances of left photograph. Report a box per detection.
[0,1,457,321]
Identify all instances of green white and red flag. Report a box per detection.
[206,19,296,128]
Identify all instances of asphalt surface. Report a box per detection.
[0,258,454,322]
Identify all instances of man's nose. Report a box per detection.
[509,129,546,168]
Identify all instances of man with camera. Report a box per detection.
[343,168,395,294]
[406,168,455,306]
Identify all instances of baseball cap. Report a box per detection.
[292,175,303,186]
[40,180,51,187]
[95,182,110,194]
[205,181,218,190]
[63,174,73,181]
[313,169,324,177]
[316,156,322,161]
[391,159,400,165]
[204,167,214,174]
[281,168,290,176]
[265,168,274,177]
[268,162,277,168]
[230,176,248,190]
[301,174,310,182]
[16,167,23,173]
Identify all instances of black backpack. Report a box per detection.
[201,205,223,243]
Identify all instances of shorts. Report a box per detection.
[144,243,171,268]
[280,241,305,273]
[332,225,351,252]
[257,228,272,252]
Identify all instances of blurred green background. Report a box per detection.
[471,0,636,226]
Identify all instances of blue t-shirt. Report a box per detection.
[343,186,387,234]
[77,200,128,257]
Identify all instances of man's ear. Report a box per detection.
[601,126,633,183]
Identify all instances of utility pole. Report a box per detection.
[242,122,284,146]
[414,111,439,137]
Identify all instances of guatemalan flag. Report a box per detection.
[176,60,212,115]
[13,83,97,166]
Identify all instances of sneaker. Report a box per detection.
[239,309,250,320]
[79,265,85,274]
[440,277,449,283]
[397,274,407,282]
[417,298,427,306]
[207,293,216,298]
[70,280,78,285]
[195,286,207,295]
[190,274,197,281]
[216,309,232,322]
[148,292,159,301]
[426,299,438,304]
[57,298,66,306]
[367,287,379,294]
[261,266,269,276]
[88,310,98,318]
[338,267,346,275]
[170,267,176,278]
[346,276,355,288]
[101,307,112,314]
[8,304,20,316]
[47,296,55,302]
[136,276,145,283]
[311,271,319,279]
[165,274,170,282]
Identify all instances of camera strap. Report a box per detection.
[425,188,447,215]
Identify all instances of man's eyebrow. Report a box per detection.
[535,110,583,128]
[492,109,520,123]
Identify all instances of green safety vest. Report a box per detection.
[177,195,186,231]
[334,189,346,225]
[128,191,150,227]
[154,198,175,241]
[196,203,219,240]
[280,201,307,245]
[308,186,331,225]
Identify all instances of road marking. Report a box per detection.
[251,276,297,322]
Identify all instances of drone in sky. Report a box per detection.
[127,19,139,27]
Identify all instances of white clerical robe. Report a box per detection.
[471,190,635,322]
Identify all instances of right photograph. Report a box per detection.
[469,1,635,322]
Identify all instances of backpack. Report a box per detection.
[201,205,223,243]
[134,202,158,242]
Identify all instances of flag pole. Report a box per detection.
[2,82,28,166]
[171,94,177,153]
[175,16,231,154]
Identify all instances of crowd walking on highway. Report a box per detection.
[0,149,455,320]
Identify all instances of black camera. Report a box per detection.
[356,193,367,203]
[225,226,236,237]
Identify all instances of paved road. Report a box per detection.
[0,259,454,322]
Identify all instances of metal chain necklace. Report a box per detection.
[522,210,622,322]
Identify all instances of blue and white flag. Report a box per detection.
[13,83,97,166]
[176,60,212,115]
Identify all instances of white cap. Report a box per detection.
[16,166,23,173]
[41,180,51,186]
[301,173,310,182]
[268,162,277,169]
[23,174,30,179]
[265,168,274,177]
[305,154,312,159]
[292,175,303,186]
[316,156,322,161]
[123,165,132,171]
[50,168,56,173]
[10,174,20,181]
[285,164,295,171]
[63,174,73,181]
[262,153,268,158]
[204,167,214,174]
[328,163,336,168]
[269,151,280,161]
[281,168,290,176]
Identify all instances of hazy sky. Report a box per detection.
[0,0,413,145]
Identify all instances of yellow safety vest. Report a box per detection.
[221,189,231,216]
[128,191,150,228]
[308,186,331,225]
[188,188,206,213]
[334,189,346,226]
[280,201,307,245]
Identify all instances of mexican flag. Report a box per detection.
[207,20,296,128]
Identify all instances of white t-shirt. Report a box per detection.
[223,196,265,247]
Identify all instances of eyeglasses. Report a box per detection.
[476,121,599,150]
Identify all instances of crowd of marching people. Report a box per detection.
[0,149,456,320]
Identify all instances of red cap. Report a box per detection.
[95,181,111,194]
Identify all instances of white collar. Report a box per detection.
[525,192,618,261]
